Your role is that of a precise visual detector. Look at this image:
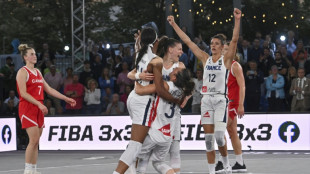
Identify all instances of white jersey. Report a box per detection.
[127,47,157,126]
[149,81,182,143]
[162,62,179,81]
[136,46,157,87]
[201,55,229,95]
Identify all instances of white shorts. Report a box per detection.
[172,113,181,141]
[127,91,155,127]
[138,135,171,162]
[201,95,228,131]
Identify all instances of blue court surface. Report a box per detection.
[0,150,309,174]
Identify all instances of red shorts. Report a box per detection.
[19,101,45,129]
[228,103,238,120]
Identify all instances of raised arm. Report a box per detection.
[224,8,241,69]
[167,15,209,65]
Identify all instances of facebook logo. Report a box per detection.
[278,121,300,143]
[1,125,12,144]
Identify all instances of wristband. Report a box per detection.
[135,72,141,80]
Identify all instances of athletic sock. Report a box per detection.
[31,164,37,172]
[236,154,244,165]
[112,171,120,174]
[208,163,215,173]
[25,163,32,171]
[222,155,230,167]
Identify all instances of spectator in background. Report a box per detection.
[285,66,298,111]
[4,90,19,107]
[258,47,275,77]
[245,60,264,112]
[294,50,307,70]
[304,58,310,77]
[37,52,51,72]
[239,39,250,66]
[117,62,133,94]
[248,39,263,62]
[44,98,56,115]
[101,87,112,113]
[262,40,275,59]
[105,93,125,115]
[39,43,55,64]
[118,44,125,57]
[274,51,288,77]
[84,79,101,115]
[266,65,285,112]
[255,31,264,47]
[44,65,63,114]
[0,56,17,97]
[292,40,308,64]
[91,54,104,82]
[64,74,84,114]
[286,30,296,54]
[120,85,132,113]
[79,60,94,87]
[279,45,294,67]
[289,68,310,112]
[192,69,203,113]
[98,67,114,99]
[113,55,123,79]
[122,46,133,69]
[265,34,276,52]
[63,67,74,89]
[4,99,18,116]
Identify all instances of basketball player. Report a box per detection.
[113,28,182,174]
[168,8,241,174]
[129,36,185,174]
[135,68,194,174]
[215,43,247,173]
[16,44,76,174]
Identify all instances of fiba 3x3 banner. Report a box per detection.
[38,114,310,151]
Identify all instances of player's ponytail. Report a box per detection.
[135,28,157,69]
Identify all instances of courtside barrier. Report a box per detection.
[38,114,310,151]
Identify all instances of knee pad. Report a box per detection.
[169,140,181,169]
[214,131,226,147]
[204,133,215,152]
[152,161,173,174]
[120,140,142,166]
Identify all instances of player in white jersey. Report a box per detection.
[168,8,241,174]
[114,28,183,174]
[129,36,186,174]
[134,68,194,174]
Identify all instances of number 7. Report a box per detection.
[38,86,42,95]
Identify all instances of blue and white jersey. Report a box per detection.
[149,81,182,143]
[201,55,229,95]
[136,46,157,87]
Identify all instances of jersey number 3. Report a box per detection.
[165,103,176,118]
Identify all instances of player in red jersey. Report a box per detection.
[16,44,76,174]
[216,43,247,173]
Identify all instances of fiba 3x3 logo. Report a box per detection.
[278,121,300,143]
[1,125,12,144]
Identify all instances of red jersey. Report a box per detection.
[17,66,44,102]
[227,61,240,105]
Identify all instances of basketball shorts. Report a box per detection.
[19,100,45,129]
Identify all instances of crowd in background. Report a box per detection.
[1,30,310,117]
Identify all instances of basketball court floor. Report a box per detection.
[0,150,309,174]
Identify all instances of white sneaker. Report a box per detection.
[224,166,232,174]
[24,170,33,174]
